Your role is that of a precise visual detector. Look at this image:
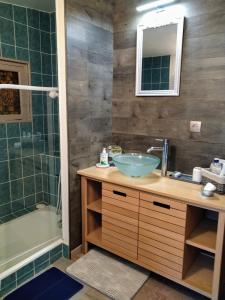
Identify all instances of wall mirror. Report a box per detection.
[136,15,184,96]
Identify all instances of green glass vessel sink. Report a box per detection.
[112,153,160,177]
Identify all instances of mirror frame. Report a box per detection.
[135,15,184,97]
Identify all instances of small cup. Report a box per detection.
[201,187,214,197]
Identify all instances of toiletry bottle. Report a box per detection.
[100,148,108,166]
[210,158,222,175]
[220,163,225,176]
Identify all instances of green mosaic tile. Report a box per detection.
[27,8,39,29]
[0,18,14,45]
[35,260,50,274]
[0,183,10,204]
[7,123,20,138]
[50,13,56,33]
[63,244,70,259]
[51,33,56,54]
[2,43,15,59]
[152,56,161,68]
[12,199,24,212]
[0,161,9,183]
[32,94,43,115]
[162,55,170,67]
[17,270,34,286]
[15,22,28,48]
[17,262,34,278]
[41,31,51,53]
[36,192,44,203]
[50,245,62,257]
[16,47,29,61]
[42,53,52,74]
[160,82,169,90]
[34,252,49,267]
[0,203,11,218]
[8,137,21,159]
[52,54,57,75]
[23,176,35,196]
[9,159,22,180]
[0,124,6,138]
[161,67,169,83]
[42,74,52,87]
[0,139,8,161]
[50,251,62,264]
[34,155,42,173]
[11,179,23,200]
[0,3,13,19]
[29,27,40,51]
[30,50,42,73]
[2,272,16,287]
[24,194,36,207]
[21,139,34,157]
[20,122,32,135]
[31,73,42,86]
[40,12,50,32]
[35,174,43,193]
[22,157,34,177]
[13,5,27,25]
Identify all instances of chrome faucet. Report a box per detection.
[147,139,169,177]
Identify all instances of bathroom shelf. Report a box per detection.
[183,253,214,297]
[87,199,102,214]
[186,219,217,253]
[87,227,102,246]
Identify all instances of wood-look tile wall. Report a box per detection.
[66,0,113,249]
[112,0,225,173]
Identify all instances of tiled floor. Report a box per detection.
[53,253,208,300]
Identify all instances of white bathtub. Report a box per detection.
[0,207,61,273]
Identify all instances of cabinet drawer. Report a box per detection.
[103,182,139,198]
[102,233,137,256]
[102,227,138,246]
[138,241,183,265]
[102,189,139,206]
[103,220,138,239]
[140,207,186,227]
[103,215,138,234]
[102,202,138,220]
[140,200,186,220]
[139,248,183,272]
[140,214,185,235]
[139,228,184,250]
[138,255,182,280]
[138,235,184,258]
[140,192,186,212]
[103,196,139,212]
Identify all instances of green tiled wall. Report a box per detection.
[0,2,59,222]
[142,55,170,90]
[0,243,69,298]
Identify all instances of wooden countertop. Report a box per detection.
[78,166,225,212]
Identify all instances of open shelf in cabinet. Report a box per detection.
[86,179,102,214]
[185,206,218,254]
[183,247,214,297]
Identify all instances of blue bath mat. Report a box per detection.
[4,267,83,300]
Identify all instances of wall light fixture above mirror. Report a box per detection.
[136,14,184,96]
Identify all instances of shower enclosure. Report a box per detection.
[0,0,62,275]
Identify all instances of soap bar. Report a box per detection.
[204,182,216,192]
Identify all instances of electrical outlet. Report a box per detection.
[190,121,201,133]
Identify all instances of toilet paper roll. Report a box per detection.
[192,167,202,183]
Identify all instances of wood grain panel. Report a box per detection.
[140,207,186,227]
[102,195,139,212]
[138,248,183,272]
[102,202,138,219]
[102,232,137,253]
[103,215,138,233]
[139,221,184,242]
[138,255,182,280]
[102,182,139,198]
[103,220,137,239]
[102,227,138,246]
[139,228,184,250]
[102,189,139,206]
[102,209,138,226]
[140,193,187,212]
[138,237,184,258]
[140,214,185,235]
[140,200,186,219]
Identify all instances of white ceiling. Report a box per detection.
[2,0,55,12]
[143,24,177,57]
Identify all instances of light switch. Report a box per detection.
[190,121,201,133]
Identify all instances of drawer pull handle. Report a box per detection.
[113,190,127,197]
[153,201,170,209]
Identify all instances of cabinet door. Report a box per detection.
[138,192,187,280]
[102,183,139,259]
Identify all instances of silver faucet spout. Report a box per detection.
[147,139,169,177]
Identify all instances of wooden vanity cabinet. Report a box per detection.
[81,174,225,300]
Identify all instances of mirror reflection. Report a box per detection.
[141,24,177,91]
